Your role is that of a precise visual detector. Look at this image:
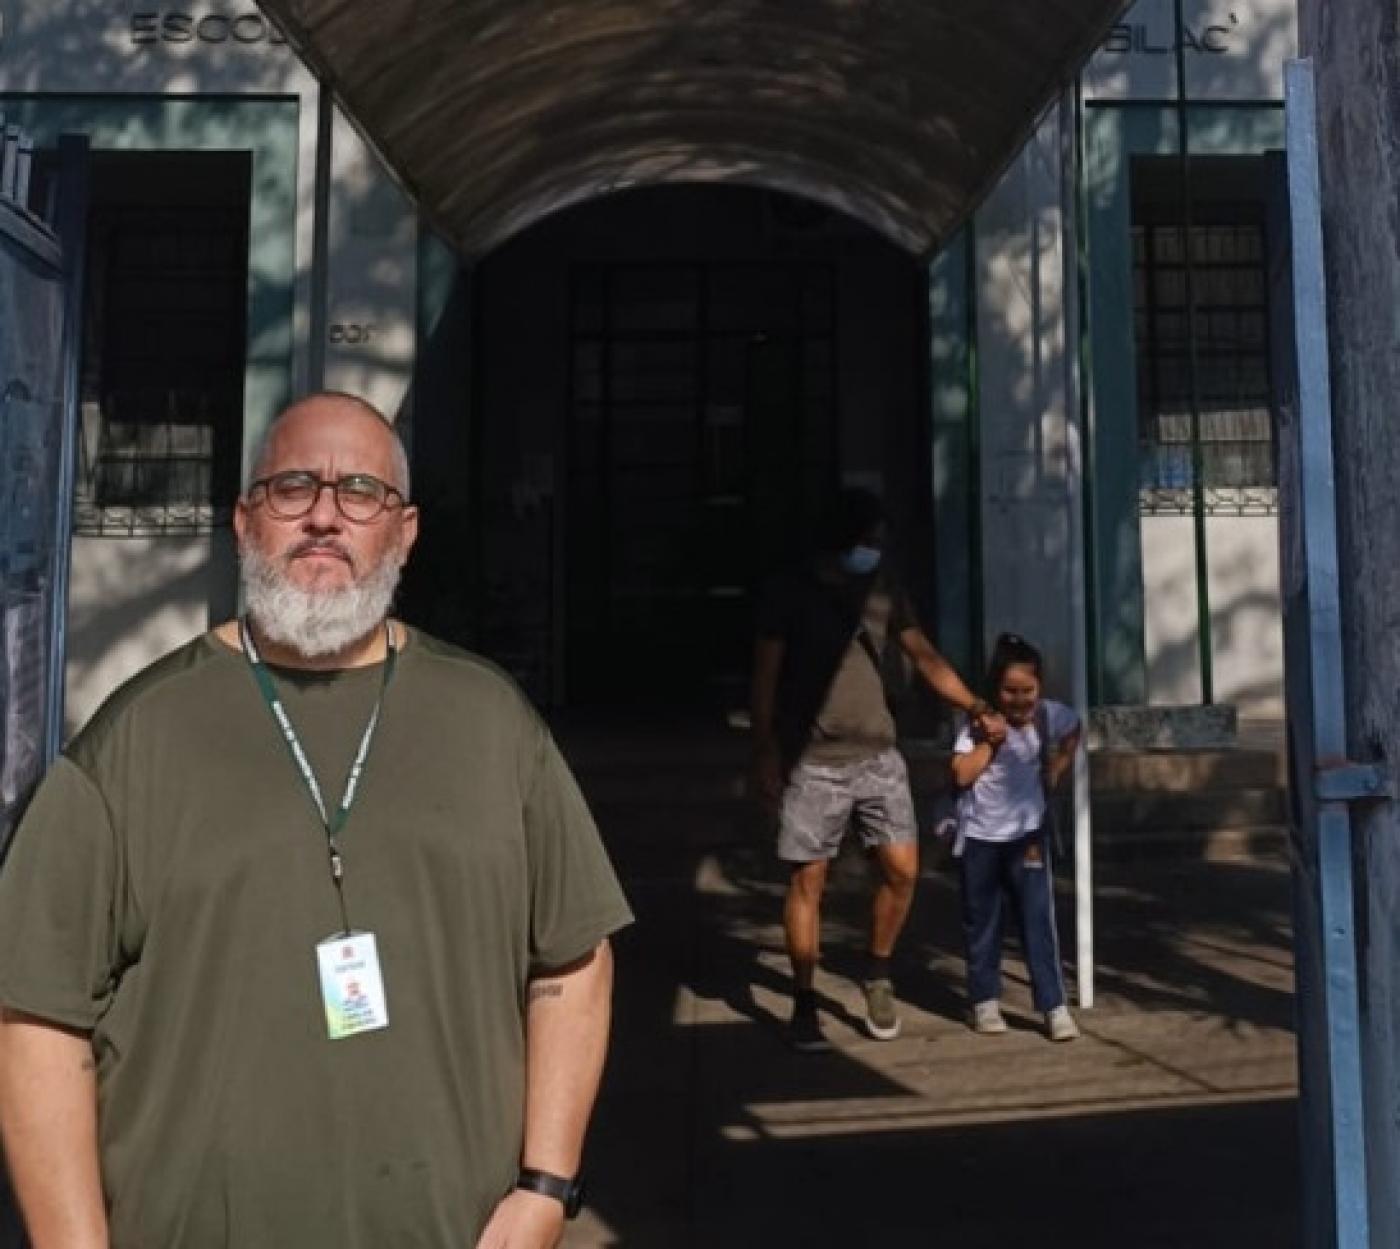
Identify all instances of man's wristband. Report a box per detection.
[967,698,989,719]
[516,1168,585,1219]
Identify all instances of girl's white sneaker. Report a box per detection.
[972,1000,1008,1035]
[1046,1005,1080,1042]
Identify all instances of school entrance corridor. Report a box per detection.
[552,723,1298,1247]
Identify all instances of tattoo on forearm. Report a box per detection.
[528,983,565,1004]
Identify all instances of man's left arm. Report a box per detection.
[474,942,614,1249]
[898,625,996,725]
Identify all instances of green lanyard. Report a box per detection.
[239,617,398,935]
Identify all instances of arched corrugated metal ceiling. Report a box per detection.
[257,0,1129,258]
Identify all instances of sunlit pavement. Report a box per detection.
[565,824,1299,1248]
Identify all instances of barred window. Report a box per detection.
[1131,157,1276,517]
[75,152,250,536]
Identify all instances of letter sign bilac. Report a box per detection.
[1099,19,1236,57]
[1103,24,1132,55]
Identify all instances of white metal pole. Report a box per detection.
[1070,673,1094,1007]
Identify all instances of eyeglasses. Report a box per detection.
[247,470,407,523]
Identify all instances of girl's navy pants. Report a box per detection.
[959,828,1068,1012]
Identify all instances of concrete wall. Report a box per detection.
[966,0,1296,717]
[64,534,238,730]
[0,95,301,727]
[928,231,977,677]
[1141,513,1284,715]
[1083,0,1297,101]
[1083,102,1286,705]
[1075,0,1294,710]
[974,110,1079,704]
[321,111,419,427]
[2,0,1304,726]
[0,0,421,729]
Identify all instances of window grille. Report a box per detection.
[75,181,248,537]
[1132,207,1276,517]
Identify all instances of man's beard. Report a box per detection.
[240,541,402,660]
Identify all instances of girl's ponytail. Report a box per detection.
[985,632,1044,696]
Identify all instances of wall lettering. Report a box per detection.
[328,323,377,345]
[1101,17,1238,57]
[130,12,288,47]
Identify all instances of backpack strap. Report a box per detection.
[1034,701,1068,857]
[851,583,897,713]
[1034,700,1053,790]
[854,625,882,675]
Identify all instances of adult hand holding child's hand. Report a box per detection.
[978,711,1008,746]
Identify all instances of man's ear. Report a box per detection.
[397,505,420,565]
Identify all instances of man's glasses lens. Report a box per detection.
[259,472,399,521]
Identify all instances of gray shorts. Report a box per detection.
[777,747,918,863]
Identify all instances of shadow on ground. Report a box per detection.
[567,756,1301,1249]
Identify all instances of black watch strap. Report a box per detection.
[516,1167,585,1219]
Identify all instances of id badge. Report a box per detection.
[315,931,390,1040]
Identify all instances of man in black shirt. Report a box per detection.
[750,489,1001,1050]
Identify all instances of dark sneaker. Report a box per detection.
[862,978,901,1040]
[787,1001,831,1053]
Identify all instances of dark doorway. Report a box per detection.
[470,185,926,711]
[566,262,836,707]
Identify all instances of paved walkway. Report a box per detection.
[564,818,1300,1247]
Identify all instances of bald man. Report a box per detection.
[0,393,631,1249]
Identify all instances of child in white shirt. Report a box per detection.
[951,633,1081,1041]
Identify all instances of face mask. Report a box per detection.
[840,545,882,575]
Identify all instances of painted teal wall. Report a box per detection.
[1083,102,1285,704]
[0,96,301,477]
[928,227,978,679]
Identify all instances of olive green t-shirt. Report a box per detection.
[0,628,633,1249]
[806,584,908,766]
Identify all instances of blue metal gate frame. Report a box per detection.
[1277,58,1378,1249]
[43,137,90,763]
[0,129,87,849]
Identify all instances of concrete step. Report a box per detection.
[1090,747,1286,792]
[901,744,1282,795]
[1087,824,1290,866]
[568,737,1286,795]
[589,792,1293,867]
[1091,787,1288,831]
[576,753,1288,809]
[567,729,1292,866]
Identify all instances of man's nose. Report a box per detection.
[301,481,345,530]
